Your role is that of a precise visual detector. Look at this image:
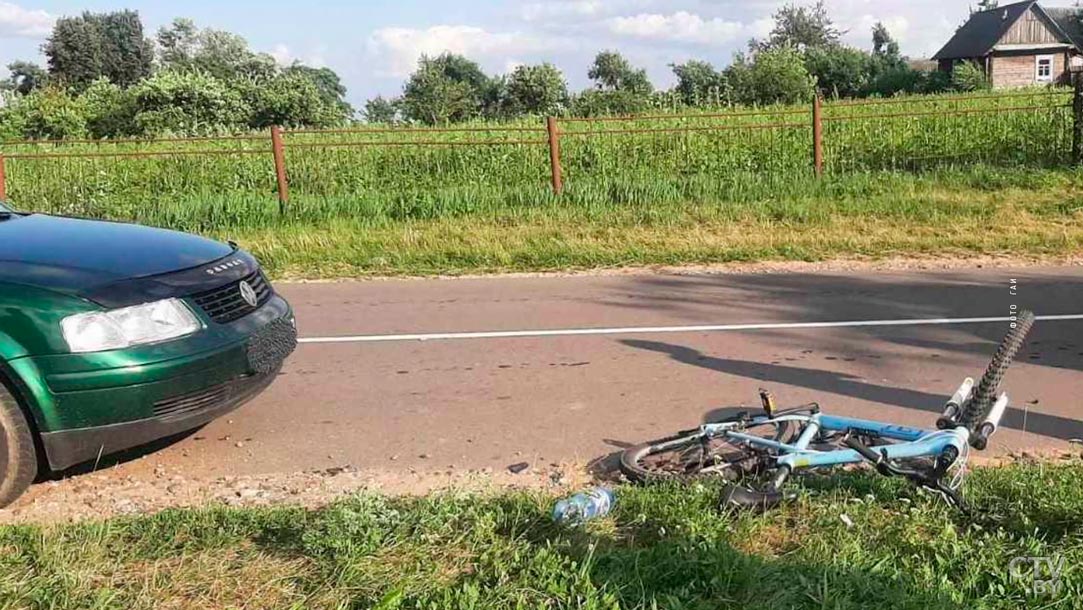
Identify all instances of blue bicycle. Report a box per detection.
[619,311,1036,513]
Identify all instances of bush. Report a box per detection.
[805,45,870,98]
[80,78,138,138]
[731,46,816,106]
[570,89,651,117]
[865,66,922,97]
[952,61,991,92]
[131,70,247,135]
[246,72,343,129]
[1,86,88,139]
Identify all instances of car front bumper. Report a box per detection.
[19,295,296,471]
[39,364,282,470]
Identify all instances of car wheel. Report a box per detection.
[0,382,37,508]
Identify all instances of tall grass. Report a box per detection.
[0,88,1072,231]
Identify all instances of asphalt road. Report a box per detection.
[86,265,1083,480]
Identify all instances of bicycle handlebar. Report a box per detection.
[843,437,884,463]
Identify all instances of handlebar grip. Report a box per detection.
[844,437,883,463]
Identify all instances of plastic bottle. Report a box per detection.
[552,487,616,525]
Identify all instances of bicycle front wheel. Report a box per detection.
[619,415,796,484]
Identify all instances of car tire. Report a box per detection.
[0,382,37,509]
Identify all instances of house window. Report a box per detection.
[1035,55,1054,82]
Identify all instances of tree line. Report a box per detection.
[0,10,353,139]
[365,2,992,125]
[0,3,995,139]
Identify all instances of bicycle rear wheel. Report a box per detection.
[619,414,796,484]
[958,310,1035,427]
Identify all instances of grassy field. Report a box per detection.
[1,89,1079,277]
[223,167,1083,278]
[2,460,1081,609]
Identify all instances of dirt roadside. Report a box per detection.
[2,461,595,525]
[6,449,1080,526]
[278,254,1083,282]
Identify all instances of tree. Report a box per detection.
[729,46,815,105]
[865,22,913,97]
[872,22,901,61]
[6,61,48,95]
[400,53,494,124]
[363,96,400,123]
[974,0,998,11]
[588,51,653,94]
[505,63,568,115]
[757,1,841,51]
[284,64,354,118]
[44,11,153,90]
[670,60,725,106]
[156,18,276,81]
[805,45,870,98]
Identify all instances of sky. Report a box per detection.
[0,1,989,107]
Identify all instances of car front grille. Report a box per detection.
[191,270,272,324]
[152,373,270,420]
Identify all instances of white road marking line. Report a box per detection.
[297,314,1083,345]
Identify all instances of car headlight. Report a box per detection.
[61,298,202,353]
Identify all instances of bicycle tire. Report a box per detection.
[619,414,796,484]
[958,310,1035,427]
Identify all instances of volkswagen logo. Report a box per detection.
[239,280,259,308]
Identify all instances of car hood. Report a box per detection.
[0,214,236,302]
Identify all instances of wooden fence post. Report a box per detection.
[812,95,824,177]
[0,154,6,201]
[546,116,563,195]
[270,126,289,213]
[1073,73,1083,165]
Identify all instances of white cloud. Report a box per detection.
[521,0,657,22]
[269,43,293,65]
[367,25,565,78]
[813,1,955,56]
[608,11,745,45]
[267,42,329,68]
[747,17,775,40]
[0,1,54,38]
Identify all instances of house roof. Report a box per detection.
[1043,6,1083,48]
[932,1,1080,60]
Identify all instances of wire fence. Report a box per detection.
[0,88,1076,218]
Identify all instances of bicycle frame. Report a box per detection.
[702,412,970,472]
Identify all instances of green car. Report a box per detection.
[0,201,297,507]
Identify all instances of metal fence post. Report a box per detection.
[1073,73,1083,165]
[0,154,6,201]
[270,126,289,213]
[546,116,563,195]
[812,96,824,177]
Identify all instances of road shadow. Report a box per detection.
[598,269,1083,373]
[621,339,1083,441]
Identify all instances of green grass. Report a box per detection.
[219,167,1083,278]
[3,461,1083,609]
[1,89,1079,277]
